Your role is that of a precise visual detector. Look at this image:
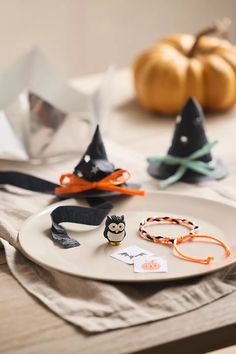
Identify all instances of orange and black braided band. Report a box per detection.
[139,216,199,244]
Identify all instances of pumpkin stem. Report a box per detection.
[188,18,231,57]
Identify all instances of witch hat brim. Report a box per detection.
[148,97,227,184]
[56,183,142,199]
[148,159,227,183]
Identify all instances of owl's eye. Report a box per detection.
[118,223,124,231]
[108,223,117,231]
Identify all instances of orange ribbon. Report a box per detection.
[55,169,144,196]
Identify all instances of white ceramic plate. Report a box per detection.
[18,192,236,282]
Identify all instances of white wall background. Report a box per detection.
[0,0,236,78]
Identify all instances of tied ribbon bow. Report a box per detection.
[147,141,226,189]
[55,169,144,196]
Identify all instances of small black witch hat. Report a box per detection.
[57,125,142,198]
[74,125,115,182]
[148,97,227,187]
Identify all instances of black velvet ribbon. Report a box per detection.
[0,171,119,248]
[0,171,114,249]
[50,198,113,248]
[0,171,58,194]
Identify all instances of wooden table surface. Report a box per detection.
[0,69,236,354]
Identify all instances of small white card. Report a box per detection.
[110,245,154,265]
[133,255,168,273]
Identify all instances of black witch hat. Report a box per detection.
[74,125,115,182]
[60,124,141,198]
[148,97,227,186]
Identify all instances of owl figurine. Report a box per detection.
[104,215,126,246]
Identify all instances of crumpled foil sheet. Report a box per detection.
[0,49,114,162]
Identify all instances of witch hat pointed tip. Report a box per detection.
[92,124,100,138]
[91,124,104,149]
[186,96,198,105]
[181,97,203,120]
[94,124,100,133]
[74,124,108,174]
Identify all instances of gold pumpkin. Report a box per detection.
[133,20,236,114]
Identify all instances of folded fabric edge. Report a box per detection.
[3,240,236,333]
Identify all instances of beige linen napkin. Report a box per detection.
[0,142,236,333]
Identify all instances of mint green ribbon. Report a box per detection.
[147,141,226,189]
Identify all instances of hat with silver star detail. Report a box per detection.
[148,97,228,183]
[70,124,141,198]
[74,125,115,182]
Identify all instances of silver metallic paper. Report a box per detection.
[0,49,114,162]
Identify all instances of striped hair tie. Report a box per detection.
[139,216,199,244]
